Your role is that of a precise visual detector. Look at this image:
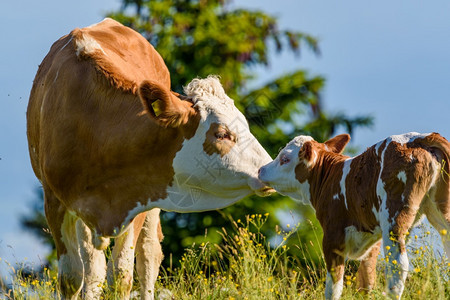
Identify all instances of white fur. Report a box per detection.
[184,75,232,108]
[397,171,407,184]
[325,272,344,300]
[344,225,382,260]
[339,158,353,210]
[107,224,136,297]
[59,36,73,53]
[136,209,164,300]
[258,136,313,205]
[121,77,272,228]
[75,34,106,57]
[388,132,431,146]
[77,220,106,299]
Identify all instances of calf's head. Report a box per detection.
[139,76,274,211]
[258,134,350,205]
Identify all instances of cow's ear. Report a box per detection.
[324,134,350,154]
[139,80,195,127]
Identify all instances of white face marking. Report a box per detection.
[339,158,353,210]
[333,193,340,201]
[170,78,272,201]
[258,136,314,206]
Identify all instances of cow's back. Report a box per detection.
[27,19,180,234]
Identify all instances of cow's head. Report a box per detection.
[258,134,350,205]
[139,76,274,212]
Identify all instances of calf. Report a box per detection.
[258,132,450,299]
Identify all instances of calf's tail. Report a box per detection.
[420,133,450,208]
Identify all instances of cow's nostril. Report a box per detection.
[258,168,262,176]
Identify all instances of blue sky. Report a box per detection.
[1,0,449,273]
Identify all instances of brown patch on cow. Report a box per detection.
[139,80,198,128]
[344,145,382,231]
[412,133,450,219]
[380,135,450,252]
[203,122,236,157]
[295,141,315,183]
[43,186,67,258]
[287,132,450,294]
[325,134,351,154]
[71,18,171,93]
[27,19,201,236]
[356,241,381,292]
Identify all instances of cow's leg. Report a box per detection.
[323,238,345,300]
[356,241,380,292]
[136,209,164,300]
[107,223,137,298]
[77,220,107,299]
[44,188,84,299]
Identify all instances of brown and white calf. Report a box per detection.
[258,132,450,299]
[27,18,273,299]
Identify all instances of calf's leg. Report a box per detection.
[423,197,450,258]
[323,239,345,300]
[356,241,380,292]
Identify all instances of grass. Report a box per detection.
[1,214,449,299]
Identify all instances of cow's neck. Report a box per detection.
[308,152,349,210]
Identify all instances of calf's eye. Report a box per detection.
[280,155,290,165]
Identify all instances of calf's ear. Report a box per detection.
[324,134,351,154]
[298,141,318,169]
[139,80,196,127]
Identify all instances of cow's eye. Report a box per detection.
[280,155,290,166]
[215,131,231,140]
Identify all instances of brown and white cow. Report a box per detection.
[258,132,450,299]
[27,18,273,299]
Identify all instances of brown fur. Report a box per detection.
[294,133,450,295]
[203,122,237,157]
[27,18,200,237]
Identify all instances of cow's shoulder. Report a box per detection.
[70,18,171,93]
